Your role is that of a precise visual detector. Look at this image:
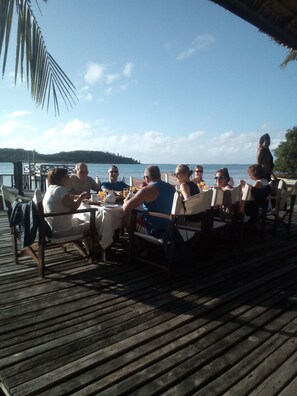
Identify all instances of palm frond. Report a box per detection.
[0,0,77,115]
[280,49,297,69]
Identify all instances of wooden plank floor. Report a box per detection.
[1,210,297,395]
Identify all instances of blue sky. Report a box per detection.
[0,0,296,164]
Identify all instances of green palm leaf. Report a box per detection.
[0,0,77,115]
[280,49,297,69]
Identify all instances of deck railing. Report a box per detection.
[0,162,75,193]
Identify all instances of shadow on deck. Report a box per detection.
[1,211,297,395]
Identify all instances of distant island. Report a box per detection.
[0,148,140,164]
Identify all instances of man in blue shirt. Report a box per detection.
[101,165,129,192]
[123,165,175,235]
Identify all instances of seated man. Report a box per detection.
[123,165,175,236]
[67,162,101,197]
[101,165,129,192]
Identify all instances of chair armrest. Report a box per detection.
[131,208,171,220]
[147,211,171,220]
[43,207,97,218]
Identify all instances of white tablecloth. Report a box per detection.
[75,203,124,250]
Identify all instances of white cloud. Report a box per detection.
[0,113,285,165]
[0,120,19,136]
[106,74,120,84]
[193,34,215,49]
[0,110,31,136]
[84,63,105,85]
[82,62,134,99]
[120,84,128,91]
[188,130,205,141]
[6,110,30,119]
[122,62,133,77]
[177,33,215,61]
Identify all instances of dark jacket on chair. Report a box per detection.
[10,201,39,247]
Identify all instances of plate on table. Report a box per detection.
[105,204,118,208]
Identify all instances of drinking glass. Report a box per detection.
[98,191,105,201]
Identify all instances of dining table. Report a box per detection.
[75,200,125,250]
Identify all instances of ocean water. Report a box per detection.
[0,162,251,187]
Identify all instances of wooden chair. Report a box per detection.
[6,188,98,278]
[238,183,270,245]
[266,179,296,235]
[129,176,144,189]
[165,173,179,188]
[211,185,243,240]
[128,190,213,271]
[1,184,16,210]
[161,172,173,182]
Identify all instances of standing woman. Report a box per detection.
[257,133,274,181]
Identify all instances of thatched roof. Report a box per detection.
[210,0,297,50]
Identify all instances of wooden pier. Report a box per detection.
[1,210,297,395]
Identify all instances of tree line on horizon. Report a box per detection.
[0,148,140,165]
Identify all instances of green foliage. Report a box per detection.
[0,0,77,115]
[0,148,140,164]
[280,49,297,69]
[274,126,297,175]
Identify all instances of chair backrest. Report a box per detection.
[33,189,43,205]
[129,176,144,188]
[165,174,179,187]
[161,172,175,182]
[1,185,16,210]
[238,183,252,214]
[242,183,252,201]
[171,191,184,215]
[211,188,224,207]
[230,184,242,204]
[276,179,290,212]
[173,190,213,216]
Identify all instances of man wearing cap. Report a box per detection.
[101,165,129,192]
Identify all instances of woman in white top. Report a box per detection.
[240,164,269,189]
[43,167,90,238]
[240,164,271,222]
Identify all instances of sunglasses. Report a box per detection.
[215,176,224,180]
[109,171,118,173]
[195,170,203,173]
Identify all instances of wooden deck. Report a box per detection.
[1,210,297,395]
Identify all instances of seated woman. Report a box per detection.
[43,167,90,238]
[240,164,272,222]
[175,164,200,222]
[175,164,199,199]
[213,167,235,217]
[215,167,234,190]
[191,165,205,190]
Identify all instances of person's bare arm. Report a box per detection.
[180,182,191,199]
[253,180,262,189]
[122,185,159,212]
[61,192,89,210]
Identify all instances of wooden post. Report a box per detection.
[13,161,23,196]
